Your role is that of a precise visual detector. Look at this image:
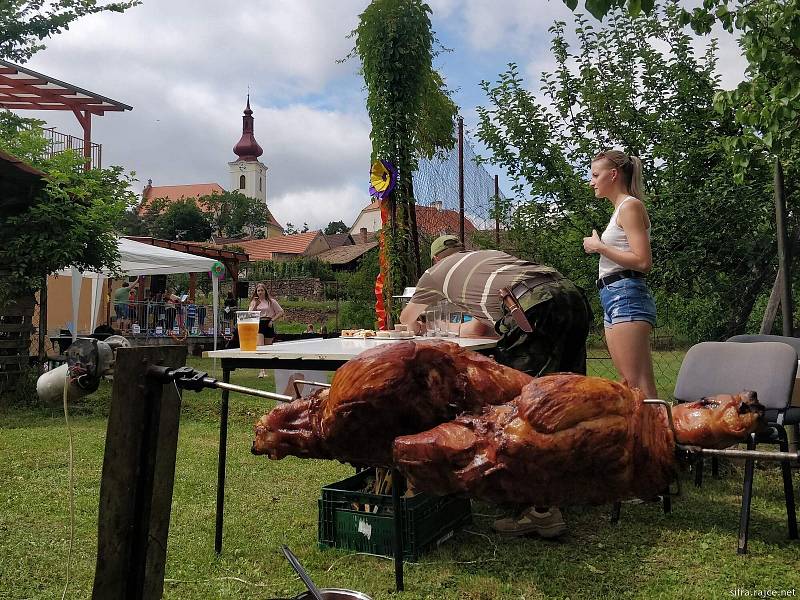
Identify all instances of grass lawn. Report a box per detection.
[2,355,799,599]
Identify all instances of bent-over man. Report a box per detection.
[399,234,592,539]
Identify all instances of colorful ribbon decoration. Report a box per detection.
[374,199,391,330]
[209,260,225,279]
[369,159,397,199]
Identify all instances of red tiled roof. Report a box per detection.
[237,231,322,261]
[323,233,353,248]
[138,183,224,215]
[415,205,477,236]
[316,241,378,265]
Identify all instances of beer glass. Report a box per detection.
[236,311,261,351]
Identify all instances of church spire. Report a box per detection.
[233,94,263,161]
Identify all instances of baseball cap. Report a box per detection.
[430,234,463,260]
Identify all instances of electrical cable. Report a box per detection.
[61,371,75,600]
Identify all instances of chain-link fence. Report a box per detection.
[413,125,791,398]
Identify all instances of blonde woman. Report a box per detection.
[583,150,657,399]
[248,282,284,378]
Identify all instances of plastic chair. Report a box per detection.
[674,341,798,554]
[727,335,800,453]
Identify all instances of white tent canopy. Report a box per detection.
[59,237,221,351]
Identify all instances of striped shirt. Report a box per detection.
[411,250,563,322]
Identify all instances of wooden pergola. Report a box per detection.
[0,58,132,170]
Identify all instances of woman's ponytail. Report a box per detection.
[629,156,644,200]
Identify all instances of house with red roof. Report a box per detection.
[237,231,331,262]
[349,199,477,240]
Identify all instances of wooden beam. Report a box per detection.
[92,345,187,600]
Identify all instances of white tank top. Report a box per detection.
[598,196,651,278]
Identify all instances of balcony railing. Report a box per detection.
[40,126,102,169]
[17,123,102,169]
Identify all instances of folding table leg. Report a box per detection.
[737,434,757,554]
[215,367,231,554]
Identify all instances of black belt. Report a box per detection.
[510,277,558,303]
[596,269,645,290]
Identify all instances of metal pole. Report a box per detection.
[391,468,405,591]
[775,158,793,336]
[494,174,500,246]
[215,367,231,553]
[458,116,465,245]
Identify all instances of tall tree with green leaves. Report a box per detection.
[0,111,136,299]
[1,0,140,62]
[476,5,777,341]
[200,190,274,239]
[349,0,458,308]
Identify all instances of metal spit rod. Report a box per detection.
[643,398,800,463]
[148,365,294,402]
[211,379,293,402]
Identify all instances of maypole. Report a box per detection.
[350,0,458,328]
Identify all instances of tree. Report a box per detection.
[349,0,458,310]
[0,111,136,298]
[201,190,274,238]
[148,198,212,241]
[560,0,800,183]
[1,0,140,62]
[324,220,349,235]
[476,5,777,341]
[115,208,146,236]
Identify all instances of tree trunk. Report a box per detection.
[38,273,47,374]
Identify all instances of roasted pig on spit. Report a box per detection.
[253,341,765,505]
[252,340,532,465]
[393,375,764,506]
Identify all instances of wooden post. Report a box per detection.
[458,116,465,245]
[92,345,187,600]
[188,272,197,302]
[760,272,782,335]
[774,159,793,336]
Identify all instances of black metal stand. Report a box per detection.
[215,366,231,554]
[391,468,405,592]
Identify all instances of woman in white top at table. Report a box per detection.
[582,150,657,400]
[248,282,285,378]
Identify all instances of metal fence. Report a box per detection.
[413,123,789,398]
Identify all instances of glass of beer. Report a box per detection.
[236,311,261,351]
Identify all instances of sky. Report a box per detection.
[17,0,748,232]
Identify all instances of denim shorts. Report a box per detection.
[599,277,656,327]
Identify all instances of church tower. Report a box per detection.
[229,95,268,203]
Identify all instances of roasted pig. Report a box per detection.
[393,374,765,506]
[252,340,533,465]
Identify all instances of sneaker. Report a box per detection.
[492,507,567,538]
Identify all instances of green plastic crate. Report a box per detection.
[318,468,472,561]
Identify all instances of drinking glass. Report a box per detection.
[425,304,441,337]
[236,310,261,351]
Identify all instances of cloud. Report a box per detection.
[6,0,750,237]
[16,0,374,230]
[270,183,368,231]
